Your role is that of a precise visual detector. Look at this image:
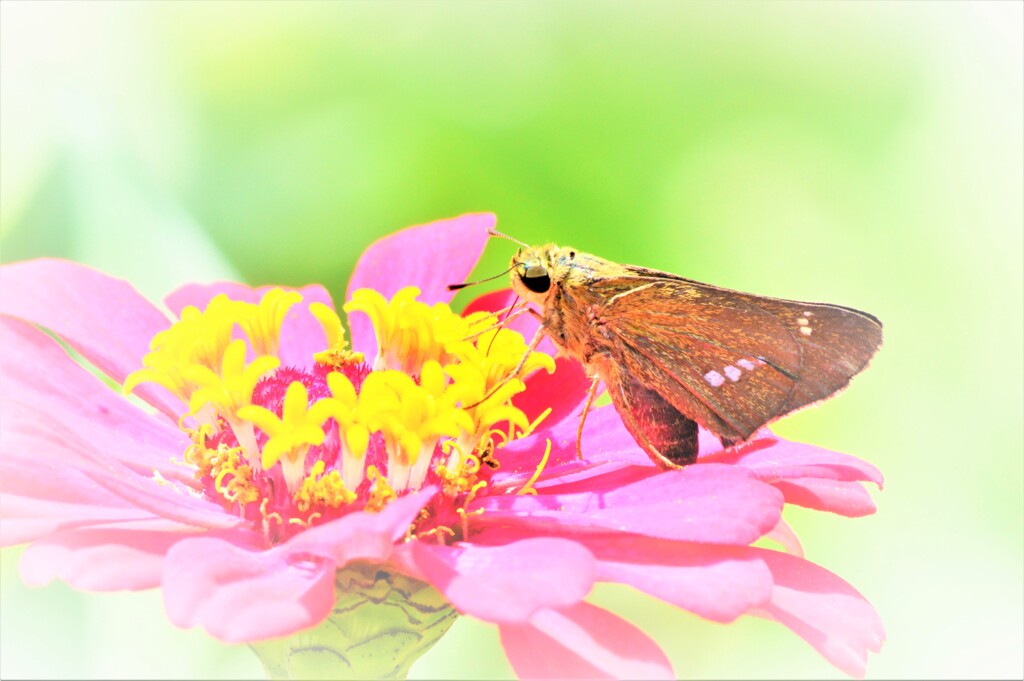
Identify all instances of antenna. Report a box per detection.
[448,229,531,291]
[447,264,516,291]
[488,229,529,249]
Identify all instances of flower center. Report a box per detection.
[126,285,554,543]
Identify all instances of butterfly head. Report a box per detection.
[509,244,573,305]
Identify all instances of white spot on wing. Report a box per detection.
[797,318,809,326]
[737,359,755,370]
[800,326,813,336]
[724,365,742,382]
[704,370,725,388]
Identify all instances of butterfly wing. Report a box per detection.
[571,268,882,442]
[602,357,703,466]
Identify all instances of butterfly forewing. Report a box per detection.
[744,295,883,415]
[586,272,882,441]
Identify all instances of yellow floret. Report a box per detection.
[184,339,280,422]
[318,371,372,491]
[239,288,302,358]
[310,302,365,368]
[357,361,473,493]
[444,326,555,463]
[124,294,247,403]
[344,286,490,374]
[237,381,335,492]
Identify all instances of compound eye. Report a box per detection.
[521,265,551,294]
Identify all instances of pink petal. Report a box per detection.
[762,517,805,557]
[345,213,495,359]
[702,437,882,517]
[82,459,246,531]
[755,549,885,678]
[164,282,336,370]
[0,316,195,484]
[500,601,674,680]
[3,413,238,532]
[1,431,231,536]
[494,405,646,487]
[0,491,154,547]
[163,536,336,642]
[400,538,594,623]
[0,317,235,531]
[461,286,518,316]
[283,487,436,564]
[0,259,181,416]
[478,463,783,545]
[7,438,240,532]
[470,526,773,624]
[19,527,207,591]
[774,478,878,517]
[584,536,773,623]
[1,432,163,548]
[540,403,681,471]
[516,358,592,430]
[2,515,107,547]
[1,422,234,532]
[161,493,432,642]
[707,436,884,488]
[0,453,139,510]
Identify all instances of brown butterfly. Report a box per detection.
[475,235,883,469]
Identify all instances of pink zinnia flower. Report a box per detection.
[0,213,884,679]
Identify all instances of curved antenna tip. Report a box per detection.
[488,230,529,249]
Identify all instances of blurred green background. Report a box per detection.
[1,1,1021,679]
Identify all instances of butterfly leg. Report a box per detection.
[575,376,601,460]
[463,325,547,410]
[462,303,531,342]
[508,325,546,378]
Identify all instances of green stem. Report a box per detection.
[250,563,458,680]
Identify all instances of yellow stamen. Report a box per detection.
[293,459,357,513]
[184,440,261,508]
[125,282,563,536]
[150,470,181,493]
[520,407,553,440]
[436,441,486,496]
[364,465,396,513]
[517,439,552,496]
[449,326,555,395]
[417,524,456,544]
[288,512,322,527]
[259,497,284,531]
[456,480,488,537]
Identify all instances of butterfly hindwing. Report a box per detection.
[605,361,701,467]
